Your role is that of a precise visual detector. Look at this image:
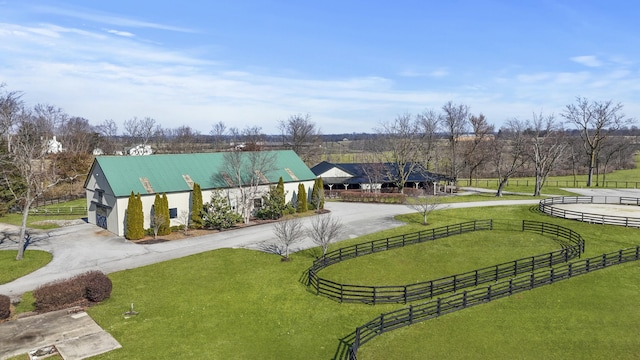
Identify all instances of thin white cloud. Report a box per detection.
[571,55,602,67]
[399,68,449,78]
[32,5,195,33]
[106,29,135,38]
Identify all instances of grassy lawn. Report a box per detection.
[86,204,640,359]
[457,154,640,194]
[0,250,52,285]
[0,198,86,228]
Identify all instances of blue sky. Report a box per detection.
[1,1,638,134]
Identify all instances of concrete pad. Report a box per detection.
[0,309,121,360]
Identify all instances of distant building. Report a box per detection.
[47,136,63,154]
[311,161,454,194]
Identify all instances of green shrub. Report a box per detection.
[0,294,10,320]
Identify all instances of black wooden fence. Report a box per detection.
[308,220,585,304]
[539,196,640,227]
[338,246,640,360]
[457,179,640,188]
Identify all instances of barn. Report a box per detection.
[84,150,316,236]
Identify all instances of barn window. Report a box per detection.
[169,208,178,219]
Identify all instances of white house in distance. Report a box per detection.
[84,150,316,236]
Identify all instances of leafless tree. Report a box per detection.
[416,109,441,170]
[462,113,494,185]
[210,121,227,151]
[373,113,424,193]
[95,119,119,154]
[178,210,192,235]
[216,150,276,224]
[1,107,82,260]
[124,116,157,146]
[167,125,201,153]
[0,84,23,153]
[561,97,631,186]
[150,210,168,239]
[491,119,528,197]
[309,214,344,256]
[527,113,566,196]
[272,218,306,260]
[58,116,95,154]
[241,125,265,151]
[279,113,322,164]
[598,136,634,185]
[442,101,469,180]
[406,190,444,225]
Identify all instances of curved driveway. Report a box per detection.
[0,198,545,299]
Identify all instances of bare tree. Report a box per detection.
[124,116,157,146]
[167,125,201,153]
[150,210,168,239]
[177,210,192,235]
[561,97,631,186]
[309,214,344,256]
[96,119,119,154]
[279,113,322,164]
[58,116,95,154]
[462,113,494,184]
[210,121,227,151]
[216,150,277,224]
[0,84,23,153]
[598,136,633,185]
[442,101,469,180]
[491,119,528,197]
[416,109,441,170]
[272,218,306,260]
[373,113,424,193]
[527,113,566,196]
[406,190,443,225]
[1,107,82,260]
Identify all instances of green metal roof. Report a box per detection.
[90,150,316,197]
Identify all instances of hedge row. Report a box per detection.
[339,191,407,204]
[33,271,112,312]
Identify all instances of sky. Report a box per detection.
[1,1,639,135]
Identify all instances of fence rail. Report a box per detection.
[308,220,584,304]
[30,206,88,216]
[340,246,640,360]
[457,179,640,189]
[539,196,640,227]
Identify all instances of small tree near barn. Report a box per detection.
[309,214,343,256]
[191,182,204,229]
[272,218,306,261]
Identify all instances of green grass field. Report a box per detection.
[83,205,640,360]
[0,250,52,285]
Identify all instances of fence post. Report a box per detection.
[586,258,591,272]
[550,268,555,283]
[404,285,408,304]
[373,287,376,305]
[409,305,414,324]
[463,291,468,308]
[530,272,535,289]
[602,253,607,267]
[487,285,492,301]
[636,246,640,260]
[437,298,441,316]
[453,275,457,292]
[379,313,384,333]
[618,249,623,263]
[568,263,572,278]
[509,279,513,295]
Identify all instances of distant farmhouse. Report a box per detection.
[84,150,316,236]
[311,161,454,194]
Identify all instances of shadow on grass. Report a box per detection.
[333,330,356,360]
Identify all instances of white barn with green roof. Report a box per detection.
[83,150,317,236]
